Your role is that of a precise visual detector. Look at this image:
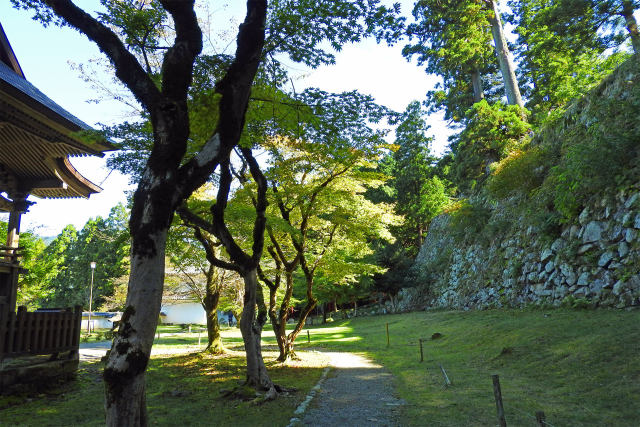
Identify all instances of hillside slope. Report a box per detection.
[402,58,640,311]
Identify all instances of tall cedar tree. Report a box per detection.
[404,0,523,122]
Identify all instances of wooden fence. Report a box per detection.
[0,305,82,358]
[0,246,22,265]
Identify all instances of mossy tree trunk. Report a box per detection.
[203,264,224,354]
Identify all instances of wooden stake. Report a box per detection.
[386,323,390,347]
[307,330,311,343]
[535,411,546,426]
[492,374,507,427]
[419,339,424,362]
[440,364,452,386]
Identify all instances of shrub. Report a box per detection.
[450,100,531,193]
[448,198,491,242]
[487,145,551,199]
[543,79,640,220]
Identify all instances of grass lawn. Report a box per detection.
[0,327,328,426]
[1,308,638,426]
[293,308,640,426]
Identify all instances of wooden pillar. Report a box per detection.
[4,193,31,314]
[6,192,29,249]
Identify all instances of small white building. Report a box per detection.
[81,312,121,331]
[160,301,206,325]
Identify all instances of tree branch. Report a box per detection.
[175,0,267,199]
[158,0,203,101]
[240,147,269,265]
[193,226,242,273]
[44,0,161,110]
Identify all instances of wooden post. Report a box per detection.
[492,374,507,427]
[0,306,6,356]
[386,322,390,347]
[440,364,452,386]
[15,305,26,352]
[73,305,82,348]
[6,310,16,354]
[535,411,546,426]
[307,330,310,344]
[419,339,424,362]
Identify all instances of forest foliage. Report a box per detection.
[9,0,640,317]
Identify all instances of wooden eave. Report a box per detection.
[0,21,113,206]
[0,22,24,78]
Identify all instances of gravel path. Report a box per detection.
[296,352,405,427]
[79,341,200,362]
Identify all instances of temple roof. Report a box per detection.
[0,22,113,208]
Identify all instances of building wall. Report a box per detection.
[81,317,113,330]
[161,302,206,325]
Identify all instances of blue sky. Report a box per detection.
[0,1,447,236]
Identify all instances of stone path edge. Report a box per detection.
[286,366,331,427]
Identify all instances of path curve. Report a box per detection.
[294,352,405,427]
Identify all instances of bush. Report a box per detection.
[487,145,551,199]
[542,77,640,220]
[447,198,492,242]
[450,100,531,193]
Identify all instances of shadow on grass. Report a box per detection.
[0,349,328,427]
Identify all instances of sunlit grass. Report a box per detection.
[0,347,328,426]
[2,309,638,426]
[299,308,640,426]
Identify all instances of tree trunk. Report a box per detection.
[471,70,485,103]
[205,310,224,353]
[267,281,287,361]
[322,304,327,324]
[622,0,640,54]
[203,265,224,353]
[280,295,317,361]
[487,0,524,107]
[271,271,294,362]
[240,269,273,391]
[104,229,168,426]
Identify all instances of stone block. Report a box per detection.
[609,224,623,241]
[565,271,577,286]
[591,279,605,294]
[598,251,614,268]
[613,280,626,296]
[583,221,603,243]
[578,243,594,254]
[577,272,590,286]
[624,192,639,209]
[578,207,590,225]
[545,261,555,273]
[625,228,637,243]
[540,248,553,262]
[569,225,581,239]
[551,238,566,252]
[618,241,630,258]
[573,286,588,297]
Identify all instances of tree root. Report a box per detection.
[219,382,297,403]
[203,344,226,355]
